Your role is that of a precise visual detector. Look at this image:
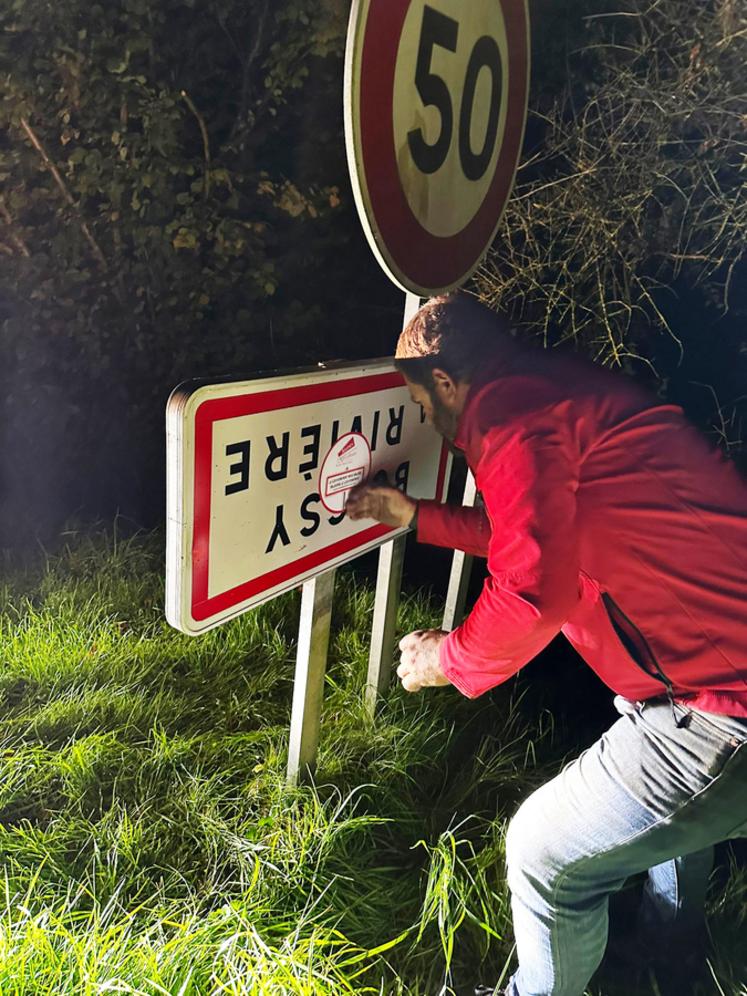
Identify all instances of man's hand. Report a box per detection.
[345,483,417,528]
[397,629,451,692]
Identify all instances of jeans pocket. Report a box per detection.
[640,700,744,790]
[687,708,747,749]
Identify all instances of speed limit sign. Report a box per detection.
[344,0,530,296]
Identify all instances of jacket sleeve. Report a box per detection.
[416,498,491,557]
[440,423,581,698]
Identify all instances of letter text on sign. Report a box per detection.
[225,441,251,495]
[265,432,290,482]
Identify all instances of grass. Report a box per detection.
[0,526,744,994]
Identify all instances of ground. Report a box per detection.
[0,528,744,994]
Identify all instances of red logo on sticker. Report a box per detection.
[337,437,356,459]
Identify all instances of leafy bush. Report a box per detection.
[0,0,397,544]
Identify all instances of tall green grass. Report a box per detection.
[0,528,744,994]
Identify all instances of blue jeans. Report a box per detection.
[504,696,747,996]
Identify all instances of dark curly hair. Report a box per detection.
[394,292,513,386]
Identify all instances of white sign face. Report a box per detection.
[166,361,451,635]
[344,0,530,295]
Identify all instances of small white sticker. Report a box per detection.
[318,432,372,514]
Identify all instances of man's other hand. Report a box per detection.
[397,630,450,692]
[345,483,417,528]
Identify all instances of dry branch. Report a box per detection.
[19,116,108,271]
[0,197,31,257]
[475,0,746,369]
[180,90,211,199]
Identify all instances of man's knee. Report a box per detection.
[505,787,572,897]
[506,791,552,883]
[506,784,627,912]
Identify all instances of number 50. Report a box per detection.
[407,5,503,182]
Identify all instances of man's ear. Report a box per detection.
[431,367,458,400]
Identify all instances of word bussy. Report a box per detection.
[223,406,408,495]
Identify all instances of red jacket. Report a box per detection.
[417,344,747,717]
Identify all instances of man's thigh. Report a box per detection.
[508,700,747,886]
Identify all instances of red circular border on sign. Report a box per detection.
[317,431,373,515]
[359,0,529,291]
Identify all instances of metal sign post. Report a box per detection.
[365,292,422,717]
[442,470,477,631]
[366,534,407,717]
[287,568,336,784]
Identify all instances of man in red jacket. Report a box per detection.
[346,294,747,996]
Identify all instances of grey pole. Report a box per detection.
[287,568,336,785]
[402,292,422,327]
[364,292,421,717]
[365,533,407,717]
[442,470,477,631]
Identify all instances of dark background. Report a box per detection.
[2,0,744,549]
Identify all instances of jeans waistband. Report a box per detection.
[614,694,747,742]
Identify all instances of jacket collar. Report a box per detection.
[454,347,522,454]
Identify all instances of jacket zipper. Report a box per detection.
[601,592,690,728]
